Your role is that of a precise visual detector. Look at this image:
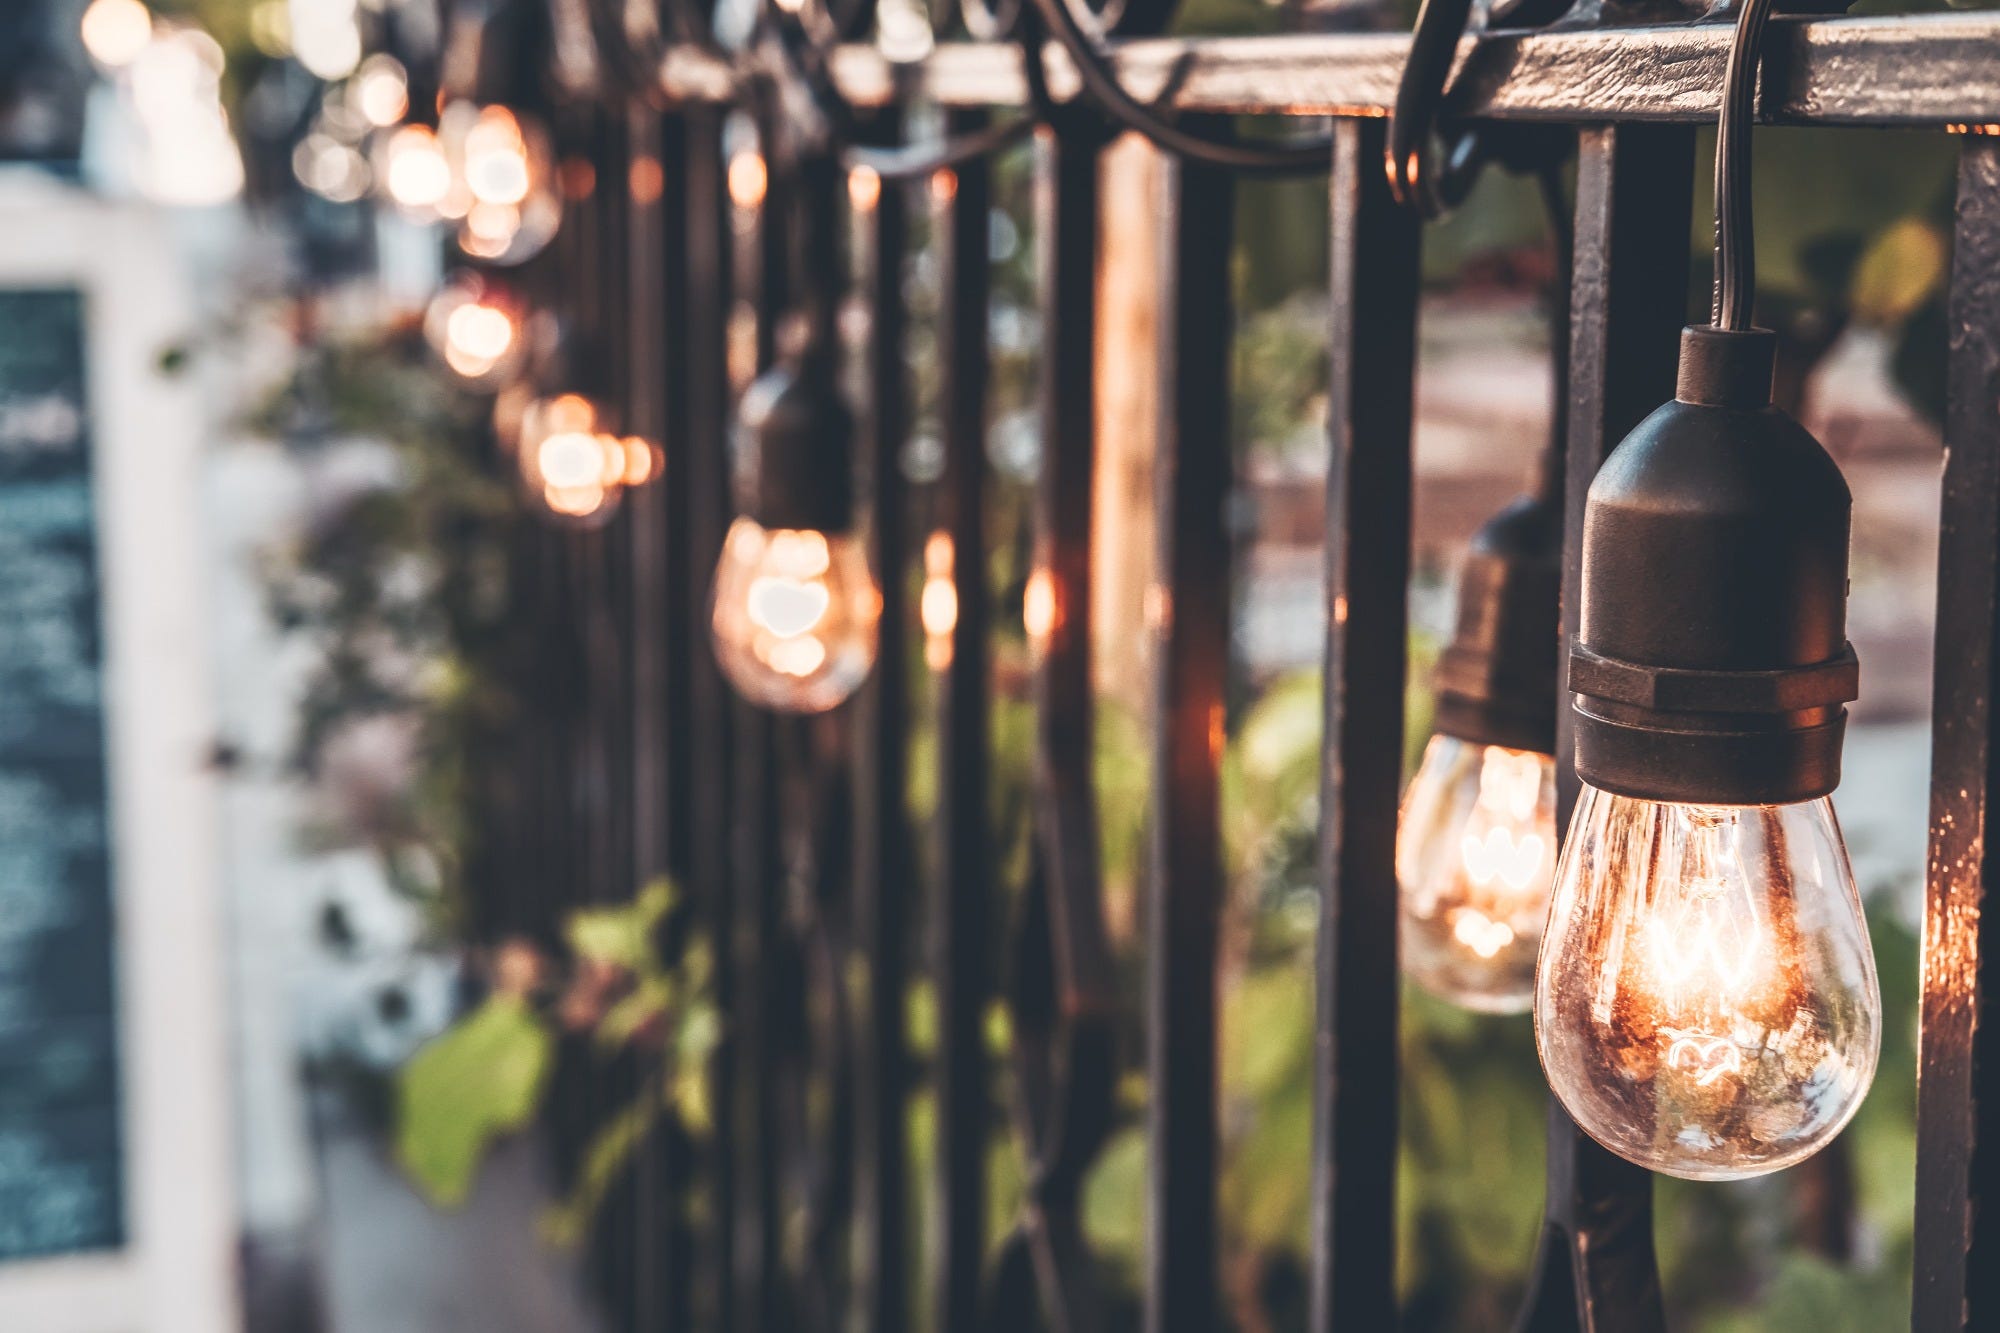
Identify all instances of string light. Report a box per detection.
[1399,738,1556,1010]
[510,392,660,527]
[380,124,451,213]
[424,273,526,385]
[80,0,152,68]
[710,355,878,714]
[1533,0,1881,1182]
[350,54,410,129]
[922,531,957,671]
[1398,271,1564,1012]
[436,102,561,264]
[728,152,767,211]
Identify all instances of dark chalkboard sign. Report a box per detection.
[0,288,124,1261]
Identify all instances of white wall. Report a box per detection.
[0,172,240,1333]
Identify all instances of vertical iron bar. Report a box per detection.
[1018,110,1118,1332]
[676,104,738,1333]
[737,159,789,1328]
[1512,122,1688,1333]
[934,109,994,1333]
[1311,115,1419,1333]
[1914,134,2000,1333]
[852,116,913,1333]
[623,104,672,1333]
[1146,127,1233,1333]
[685,103,775,1333]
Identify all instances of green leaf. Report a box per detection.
[567,878,676,974]
[395,995,554,1208]
[596,975,674,1050]
[540,1086,667,1248]
[1850,218,1949,327]
[1082,1127,1148,1270]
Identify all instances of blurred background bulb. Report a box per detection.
[424,273,524,385]
[350,54,410,129]
[512,394,656,527]
[711,518,879,713]
[1535,790,1879,1180]
[438,102,560,265]
[1397,736,1556,1012]
[463,108,533,205]
[81,0,153,68]
[380,124,450,214]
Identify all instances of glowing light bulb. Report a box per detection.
[1397,736,1556,1012]
[1534,789,1880,1180]
[382,125,450,213]
[711,517,879,713]
[424,274,524,385]
[463,107,533,206]
[727,153,767,211]
[433,101,560,264]
[921,530,956,671]
[351,54,409,128]
[81,0,153,68]
[445,303,514,371]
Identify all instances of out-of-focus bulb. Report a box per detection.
[1397,736,1556,1012]
[1535,788,1880,1180]
[430,101,560,264]
[921,530,956,672]
[381,124,450,213]
[516,394,615,524]
[711,517,879,713]
[424,274,524,385]
[616,438,661,487]
[727,153,766,211]
[510,394,658,526]
[463,107,532,206]
[81,0,153,68]
[351,54,409,128]
[445,303,515,373]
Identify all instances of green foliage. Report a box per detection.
[393,879,718,1236]
[396,995,553,1209]
[1696,1250,1911,1333]
[248,326,521,925]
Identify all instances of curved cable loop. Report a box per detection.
[580,0,683,103]
[1025,0,1333,176]
[759,0,1059,182]
[1712,0,1779,330]
[1385,0,1577,219]
[1387,0,1473,215]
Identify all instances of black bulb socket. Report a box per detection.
[1434,490,1561,756]
[1569,326,1858,807]
[736,355,855,535]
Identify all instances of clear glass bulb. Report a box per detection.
[711,517,879,713]
[1397,735,1557,1013]
[1534,787,1880,1180]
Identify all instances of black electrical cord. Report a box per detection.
[1712,0,1779,330]
[760,0,1056,182]
[1025,0,1333,176]
[1533,155,1570,504]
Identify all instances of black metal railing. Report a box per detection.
[492,8,2000,1331]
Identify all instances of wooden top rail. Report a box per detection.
[656,13,2000,127]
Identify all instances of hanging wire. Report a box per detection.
[1024,0,1333,175]
[749,0,1056,181]
[1534,153,1571,505]
[1712,0,1780,330]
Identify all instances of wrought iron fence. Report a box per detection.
[461,1,2000,1329]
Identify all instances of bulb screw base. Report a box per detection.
[737,356,855,534]
[1568,325,1858,806]
[1433,491,1561,755]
